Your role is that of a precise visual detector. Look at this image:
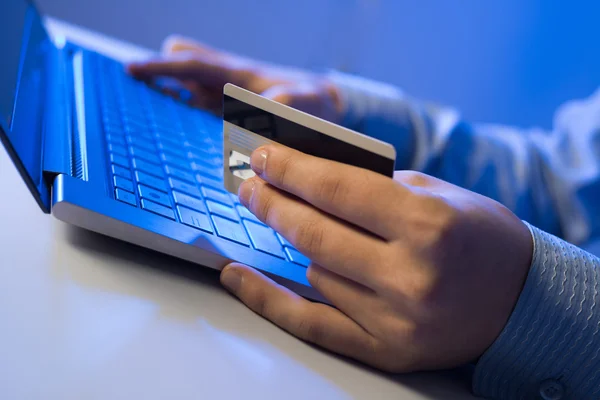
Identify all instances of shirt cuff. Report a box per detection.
[473,222,600,399]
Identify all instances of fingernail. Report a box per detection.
[221,267,243,294]
[237,179,256,207]
[251,149,268,176]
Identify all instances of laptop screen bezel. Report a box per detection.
[0,0,52,213]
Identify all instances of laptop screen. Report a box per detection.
[0,0,52,212]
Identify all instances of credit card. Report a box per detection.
[222,83,396,194]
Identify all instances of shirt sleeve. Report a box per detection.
[327,70,600,246]
[473,223,600,399]
[327,71,600,399]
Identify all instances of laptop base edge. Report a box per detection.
[52,187,325,303]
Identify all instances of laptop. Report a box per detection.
[0,0,324,301]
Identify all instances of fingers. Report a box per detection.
[220,264,380,366]
[161,35,214,55]
[127,51,243,88]
[127,52,219,81]
[180,83,222,112]
[307,264,382,325]
[261,83,340,123]
[247,144,408,240]
[238,179,387,287]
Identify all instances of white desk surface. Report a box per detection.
[0,18,477,400]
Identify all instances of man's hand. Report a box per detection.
[220,145,533,372]
[127,35,342,121]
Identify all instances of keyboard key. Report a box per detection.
[236,204,257,220]
[133,158,164,177]
[127,129,155,142]
[237,205,266,226]
[198,155,222,167]
[178,206,213,233]
[243,221,286,259]
[112,164,132,179]
[196,175,224,191]
[108,143,128,157]
[130,146,162,165]
[169,178,201,198]
[196,168,222,181]
[165,165,195,183]
[115,188,137,206]
[192,160,220,175]
[172,191,207,213]
[202,186,233,206]
[285,248,311,267]
[106,133,126,146]
[114,176,134,192]
[276,232,294,248]
[135,171,168,192]
[138,185,171,207]
[127,136,155,152]
[123,117,148,131]
[160,150,191,166]
[188,147,220,158]
[156,133,185,149]
[206,200,240,222]
[186,137,213,150]
[141,199,176,220]
[158,141,187,159]
[110,153,129,168]
[212,215,250,246]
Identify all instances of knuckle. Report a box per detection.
[315,173,348,204]
[271,152,299,189]
[162,34,183,49]
[295,313,325,344]
[429,199,461,248]
[251,187,277,225]
[397,171,430,187]
[406,271,440,304]
[410,195,461,252]
[383,258,440,305]
[293,219,325,256]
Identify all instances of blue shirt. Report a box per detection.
[328,71,600,399]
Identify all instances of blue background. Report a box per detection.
[37,0,600,129]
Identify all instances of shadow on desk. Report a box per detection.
[59,224,475,400]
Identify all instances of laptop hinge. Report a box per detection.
[42,44,73,183]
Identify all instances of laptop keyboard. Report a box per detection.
[91,53,310,268]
